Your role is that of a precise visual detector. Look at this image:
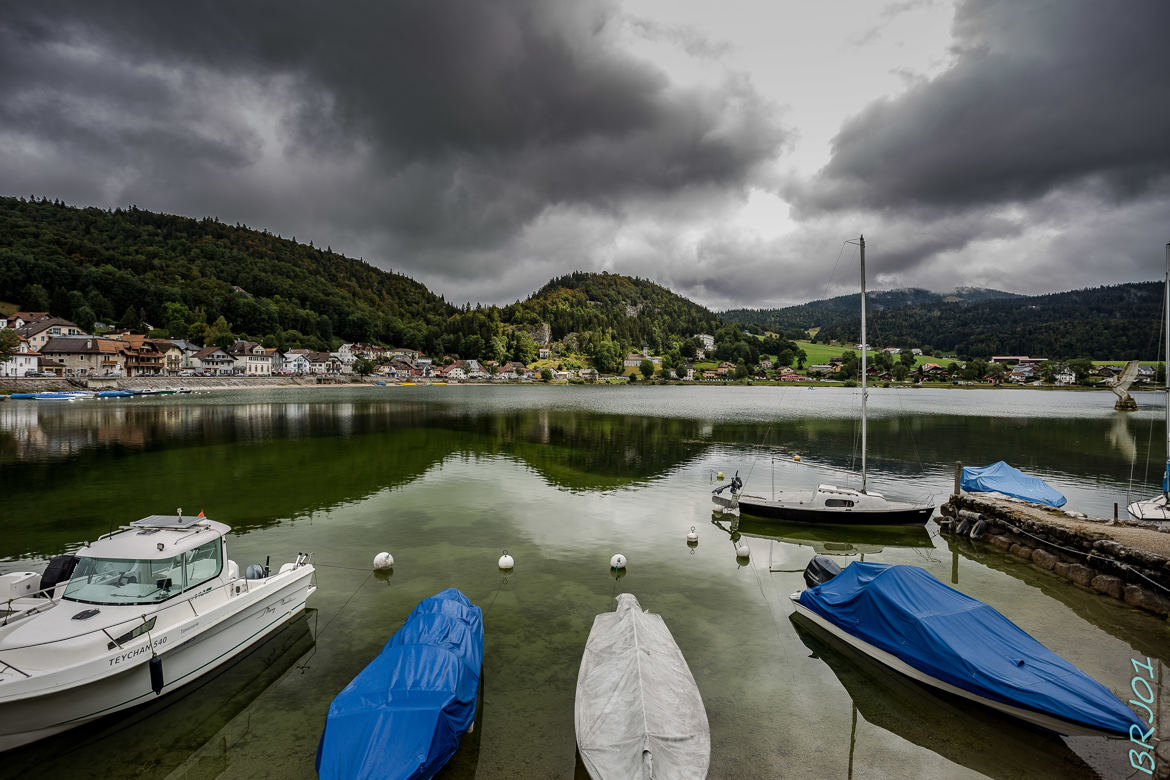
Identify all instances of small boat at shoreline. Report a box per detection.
[0,512,315,751]
[317,588,483,780]
[790,557,1145,736]
[575,593,709,779]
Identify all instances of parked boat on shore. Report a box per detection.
[0,512,315,751]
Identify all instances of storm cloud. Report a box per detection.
[795,0,1170,215]
[0,0,1166,310]
[0,0,784,301]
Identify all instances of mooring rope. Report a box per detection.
[297,570,374,671]
[980,516,1170,596]
[310,561,377,572]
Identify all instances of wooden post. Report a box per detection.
[953,461,962,497]
[951,550,959,584]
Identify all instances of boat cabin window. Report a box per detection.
[183,539,222,590]
[62,540,221,605]
[825,499,855,508]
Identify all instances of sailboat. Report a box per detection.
[713,236,935,525]
[1127,241,1170,521]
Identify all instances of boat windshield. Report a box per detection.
[62,540,222,606]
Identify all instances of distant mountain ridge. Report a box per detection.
[721,287,1019,332]
[0,196,1156,362]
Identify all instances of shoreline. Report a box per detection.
[0,375,1156,394]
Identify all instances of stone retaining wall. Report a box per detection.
[941,494,1170,618]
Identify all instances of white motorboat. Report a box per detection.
[0,512,315,751]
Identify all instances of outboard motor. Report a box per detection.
[38,554,80,597]
[245,564,267,580]
[802,555,842,589]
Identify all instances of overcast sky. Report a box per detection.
[2,0,1167,309]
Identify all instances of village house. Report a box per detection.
[694,334,715,351]
[191,346,235,375]
[17,317,87,352]
[436,361,466,381]
[227,341,274,376]
[109,333,166,376]
[306,352,341,374]
[1,312,49,331]
[778,370,804,382]
[38,336,128,376]
[462,359,488,380]
[167,339,203,372]
[0,335,38,377]
[282,352,310,375]
[147,339,184,375]
[677,364,695,381]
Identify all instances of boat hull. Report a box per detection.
[0,568,314,751]
[735,495,934,526]
[789,599,1122,737]
[1128,494,1170,521]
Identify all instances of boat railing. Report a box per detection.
[0,560,314,653]
[1,583,66,626]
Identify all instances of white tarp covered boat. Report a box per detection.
[574,593,709,779]
[0,512,315,750]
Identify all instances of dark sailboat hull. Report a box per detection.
[735,496,934,526]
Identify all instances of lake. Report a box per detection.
[1,385,1167,778]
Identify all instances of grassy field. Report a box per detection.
[771,341,949,369]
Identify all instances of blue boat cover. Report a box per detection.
[960,461,1067,507]
[317,588,484,780]
[798,562,1143,735]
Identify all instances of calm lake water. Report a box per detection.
[1,385,1167,779]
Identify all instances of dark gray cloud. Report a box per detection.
[795,0,1170,216]
[0,0,785,292]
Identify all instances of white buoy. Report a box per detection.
[498,550,515,570]
[735,542,750,558]
[373,551,394,570]
[610,553,627,570]
[686,526,699,544]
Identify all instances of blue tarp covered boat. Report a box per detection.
[317,588,484,780]
[792,562,1144,736]
[959,461,1067,507]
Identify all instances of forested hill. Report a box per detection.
[0,197,728,363]
[722,287,1019,333]
[0,196,455,350]
[502,271,723,353]
[814,283,1161,360]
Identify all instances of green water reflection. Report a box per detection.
[0,386,1165,779]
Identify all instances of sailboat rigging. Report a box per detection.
[712,236,935,526]
[1127,241,1170,521]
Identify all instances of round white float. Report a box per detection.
[498,551,515,570]
[686,526,698,543]
[735,543,750,558]
[610,553,627,570]
[373,551,394,570]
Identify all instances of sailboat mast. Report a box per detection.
[1164,241,1169,499]
[860,235,867,494]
